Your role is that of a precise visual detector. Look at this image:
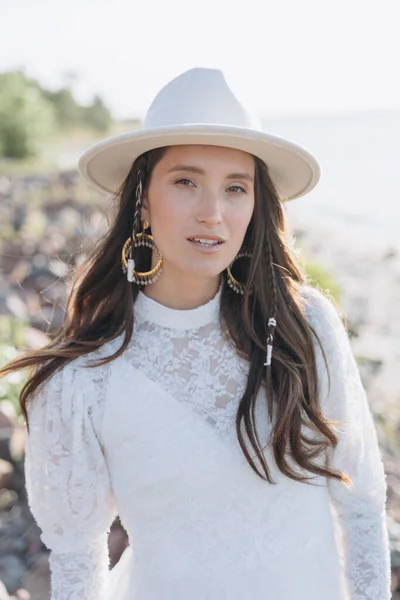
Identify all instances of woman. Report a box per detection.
[0,68,391,599]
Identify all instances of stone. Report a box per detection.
[20,555,50,600]
[0,459,13,489]
[0,556,25,595]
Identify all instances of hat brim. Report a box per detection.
[77,124,321,201]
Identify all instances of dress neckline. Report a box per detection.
[134,281,222,330]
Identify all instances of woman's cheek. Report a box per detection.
[230,204,253,233]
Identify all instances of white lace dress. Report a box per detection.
[24,284,391,600]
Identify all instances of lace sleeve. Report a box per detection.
[303,286,391,600]
[24,360,118,600]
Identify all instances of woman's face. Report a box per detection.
[141,144,255,284]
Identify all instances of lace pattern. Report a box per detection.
[23,284,391,599]
[24,348,118,600]
[127,319,250,435]
[302,286,391,599]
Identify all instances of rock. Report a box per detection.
[10,425,27,463]
[0,556,25,595]
[8,260,32,286]
[22,267,58,293]
[58,206,82,236]
[0,401,16,428]
[4,295,28,321]
[20,553,50,600]
[22,516,45,559]
[0,175,12,197]
[387,514,400,569]
[11,589,31,600]
[22,328,50,351]
[0,489,18,512]
[0,459,14,489]
[0,402,17,463]
[48,259,69,279]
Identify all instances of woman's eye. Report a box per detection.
[175,178,194,186]
[228,185,246,193]
[174,180,245,193]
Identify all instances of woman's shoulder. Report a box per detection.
[297,284,349,343]
[41,334,125,395]
[79,334,125,367]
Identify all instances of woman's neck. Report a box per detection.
[142,274,222,310]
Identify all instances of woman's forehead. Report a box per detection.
[158,144,255,169]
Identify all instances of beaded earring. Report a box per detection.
[121,170,163,285]
[226,250,277,366]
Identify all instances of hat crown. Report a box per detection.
[143,67,262,131]
[78,67,321,201]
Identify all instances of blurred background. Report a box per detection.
[0,0,399,598]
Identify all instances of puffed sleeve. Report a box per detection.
[303,286,391,599]
[24,360,118,600]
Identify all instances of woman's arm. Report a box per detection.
[303,286,391,600]
[24,361,118,600]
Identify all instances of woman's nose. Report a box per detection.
[196,192,223,224]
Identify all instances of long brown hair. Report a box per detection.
[0,146,350,487]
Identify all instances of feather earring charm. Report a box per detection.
[127,258,135,282]
[264,317,277,367]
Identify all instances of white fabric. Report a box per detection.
[24,284,391,600]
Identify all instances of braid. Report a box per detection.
[130,154,149,256]
[131,171,143,243]
[265,233,278,419]
[266,234,278,326]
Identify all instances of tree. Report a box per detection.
[0,71,57,159]
[43,87,82,128]
[83,94,112,132]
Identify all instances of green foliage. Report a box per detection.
[293,239,342,304]
[43,87,82,128]
[304,261,342,304]
[0,69,113,161]
[0,315,30,417]
[43,89,112,132]
[0,71,57,159]
[374,406,400,455]
[82,94,112,131]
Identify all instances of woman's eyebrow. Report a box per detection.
[167,164,254,183]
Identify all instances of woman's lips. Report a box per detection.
[187,239,224,253]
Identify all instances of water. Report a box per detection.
[262,110,400,246]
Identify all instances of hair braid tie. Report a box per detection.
[264,317,277,366]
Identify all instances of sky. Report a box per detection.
[1,0,399,121]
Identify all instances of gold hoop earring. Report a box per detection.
[121,219,163,285]
[226,251,252,294]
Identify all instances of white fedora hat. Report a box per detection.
[78,67,321,201]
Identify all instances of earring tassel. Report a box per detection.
[127,258,135,282]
